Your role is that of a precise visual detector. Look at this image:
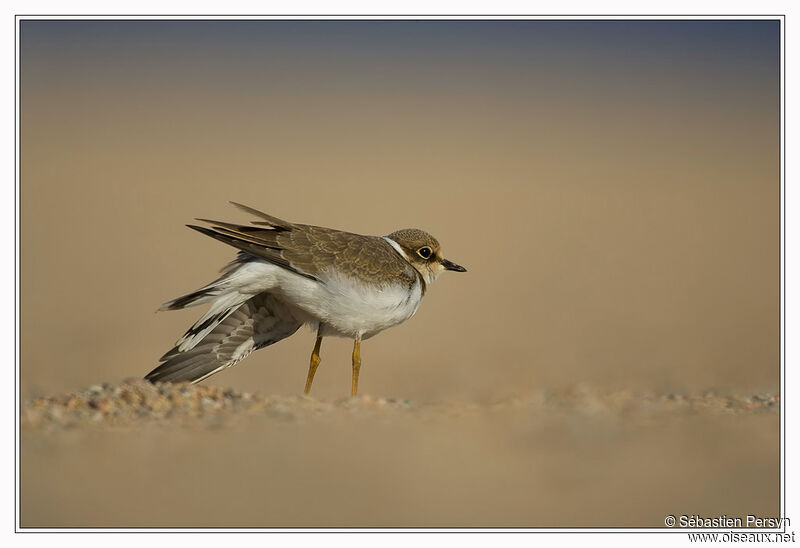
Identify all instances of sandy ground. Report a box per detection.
[21,380,779,528]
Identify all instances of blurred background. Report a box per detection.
[20,19,780,527]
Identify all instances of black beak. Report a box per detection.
[441,258,467,272]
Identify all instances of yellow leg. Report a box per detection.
[304,334,323,395]
[351,339,361,397]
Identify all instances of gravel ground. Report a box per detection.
[21,378,780,432]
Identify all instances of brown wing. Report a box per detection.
[191,203,417,287]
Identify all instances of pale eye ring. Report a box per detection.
[417,247,432,259]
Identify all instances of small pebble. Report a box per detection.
[19,382,779,432]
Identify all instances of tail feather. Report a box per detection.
[159,257,280,352]
[160,289,217,311]
[159,278,227,311]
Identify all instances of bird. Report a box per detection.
[145,202,466,396]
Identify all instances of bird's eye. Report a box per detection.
[417,247,432,259]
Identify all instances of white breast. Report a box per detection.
[284,268,424,340]
[219,258,424,340]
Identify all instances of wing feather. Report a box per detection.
[187,225,319,281]
[188,203,418,288]
[146,293,302,384]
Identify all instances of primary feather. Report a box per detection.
[146,293,302,383]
